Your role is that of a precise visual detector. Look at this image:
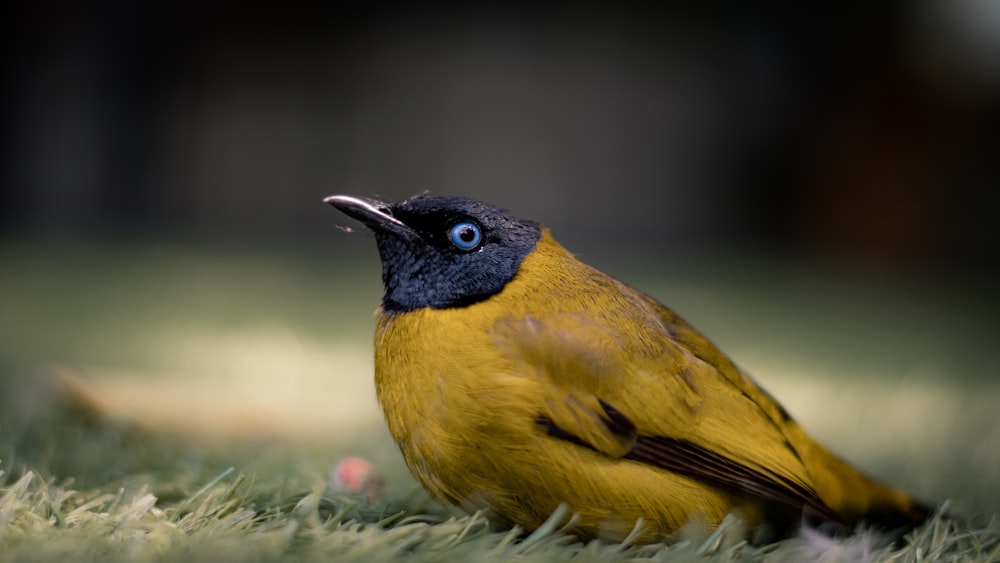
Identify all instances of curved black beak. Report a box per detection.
[324,194,414,238]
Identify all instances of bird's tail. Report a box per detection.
[786,421,931,531]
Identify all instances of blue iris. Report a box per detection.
[449,221,483,251]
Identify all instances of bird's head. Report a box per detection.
[325,194,541,312]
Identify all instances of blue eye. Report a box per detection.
[449,221,482,251]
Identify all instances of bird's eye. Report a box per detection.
[448,221,483,251]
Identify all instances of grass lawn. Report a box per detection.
[1,241,998,561]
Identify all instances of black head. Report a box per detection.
[325,194,541,312]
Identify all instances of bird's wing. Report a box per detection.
[493,307,842,523]
[639,291,797,432]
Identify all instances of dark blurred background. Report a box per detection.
[4,2,999,269]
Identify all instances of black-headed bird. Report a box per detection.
[325,193,930,543]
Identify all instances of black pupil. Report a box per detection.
[459,226,475,242]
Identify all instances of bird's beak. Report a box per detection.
[324,194,414,238]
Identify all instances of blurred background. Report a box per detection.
[4,2,1000,262]
[1,1,999,516]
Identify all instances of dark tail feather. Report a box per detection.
[865,497,934,532]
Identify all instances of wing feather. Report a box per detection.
[495,298,844,524]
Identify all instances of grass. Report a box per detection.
[1,240,998,561]
[2,467,998,562]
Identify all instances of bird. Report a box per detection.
[324,193,931,544]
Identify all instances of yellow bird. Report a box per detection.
[325,193,930,543]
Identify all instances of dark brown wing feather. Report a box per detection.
[626,434,843,524]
